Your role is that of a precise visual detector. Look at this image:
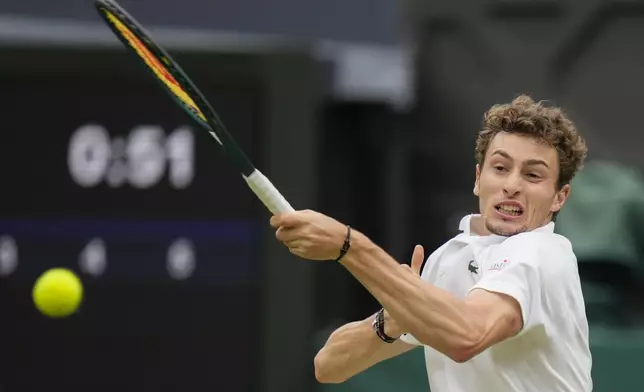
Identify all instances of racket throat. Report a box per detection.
[208,131,223,145]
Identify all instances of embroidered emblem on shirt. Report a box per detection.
[468,260,479,275]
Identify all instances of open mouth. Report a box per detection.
[494,203,524,217]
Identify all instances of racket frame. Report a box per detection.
[94,0,294,214]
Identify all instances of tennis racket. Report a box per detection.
[93,0,294,215]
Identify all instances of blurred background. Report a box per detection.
[0,0,643,390]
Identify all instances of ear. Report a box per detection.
[551,184,571,213]
[473,164,481,196]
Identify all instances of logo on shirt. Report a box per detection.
[488,259,509,272]
[468,260,479,275]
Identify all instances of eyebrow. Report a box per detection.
[491,150,549,168]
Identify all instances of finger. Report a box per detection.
[270,213,292,228]
[285,242,305,257]
[269,215,282,228]
[270,211,306,228]
[275,226,299,242]
[410,245,424,275]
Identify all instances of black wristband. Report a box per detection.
[372,308,398,344]
[334,225,351,262]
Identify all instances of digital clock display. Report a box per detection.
[0,53,264,391]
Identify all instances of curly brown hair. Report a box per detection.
[475,95,588,189]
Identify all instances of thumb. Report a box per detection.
[410,245,424,275]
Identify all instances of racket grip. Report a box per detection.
[244,170,295,214]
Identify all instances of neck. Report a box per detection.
[470,215,489,236]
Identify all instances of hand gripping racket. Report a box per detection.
[93,0,294,215]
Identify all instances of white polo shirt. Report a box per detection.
[400,214,592,392]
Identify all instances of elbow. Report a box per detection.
[446,344,478,363]
[445,329,485,363]
[313,351,347,384]
[416,333,481,364]
[445,309,522,363]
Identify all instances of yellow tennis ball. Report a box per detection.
[32,268,83,318]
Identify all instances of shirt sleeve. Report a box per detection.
[469,235,545,335]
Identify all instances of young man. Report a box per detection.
[270,95,592,392]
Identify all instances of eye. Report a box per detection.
[493,165,506,172]
[526,173,541,179]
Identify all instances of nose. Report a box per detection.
[503,171,522,197]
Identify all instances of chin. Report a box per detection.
[485,217,527,237]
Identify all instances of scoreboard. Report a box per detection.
[0,67,262,282]
[0,48,266,391]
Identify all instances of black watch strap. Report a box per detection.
[372,308,398,343]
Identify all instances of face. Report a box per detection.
[474,132,570,236]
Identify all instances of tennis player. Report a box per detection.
[270,95,592,392]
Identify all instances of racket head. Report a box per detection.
[94,0,226,141]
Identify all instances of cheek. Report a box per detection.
[477,181,497,211]
[531,189,558,213]
[478,173,501,197]
[477,172,493,191]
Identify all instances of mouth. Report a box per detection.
[494,201,524,219]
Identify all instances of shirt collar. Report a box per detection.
[458,214,555,237]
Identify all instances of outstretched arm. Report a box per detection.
[271,210,523,363]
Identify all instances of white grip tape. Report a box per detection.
[244,169,294,214]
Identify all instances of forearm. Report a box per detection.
[339,231,480,361]
[314,313,413,383]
